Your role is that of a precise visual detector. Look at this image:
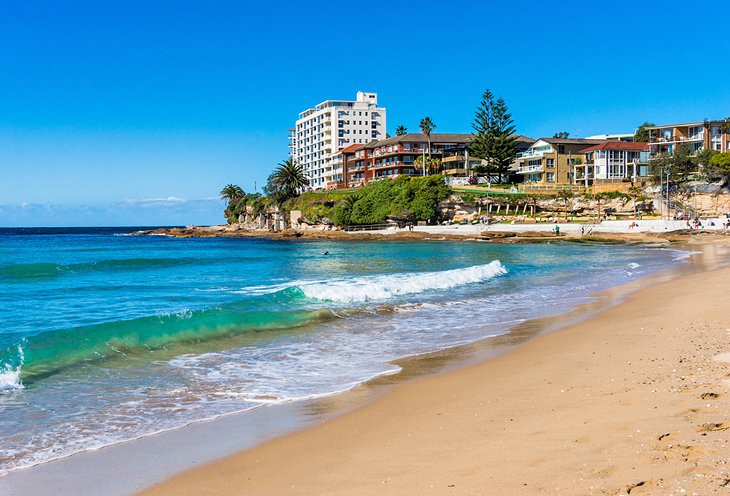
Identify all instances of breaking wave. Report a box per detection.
[298,261,506,302]
[0,344,25,392]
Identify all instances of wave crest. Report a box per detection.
[0,344,25,392]
[299,261,506,302]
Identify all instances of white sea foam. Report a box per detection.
[299,261,506,302]
[0,369,23,392]
[628,262,641,269]
[232,282,300,295]
[0,345,25,393]
[672,250,702,261]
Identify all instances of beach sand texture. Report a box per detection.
[141,258,730,496]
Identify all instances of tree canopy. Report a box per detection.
[419,117,435,157]
[469,88,518,182]
[395,125,407,136]
[270,158,309,203]
[219,184,244,204]
[634,122,655,142]
[332,175,451,226]
[649,143,696,183]
[707,152,730,180]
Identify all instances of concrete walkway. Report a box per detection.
[350,217,729,236]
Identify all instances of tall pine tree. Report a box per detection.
[470,89,517,183]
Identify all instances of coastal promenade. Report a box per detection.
[357,217,730,237]
[140,242,730,496]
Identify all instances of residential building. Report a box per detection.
[646,120,730,157]
[516,138,605,186]
[575,141,650,186]
[442,135,535,177]
[346,145,371,187]
[344,133,535,187]
[326,143,363,190]
[290,91,386,189]
[350,133,434,186]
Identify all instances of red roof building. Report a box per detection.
[576,142,651,185]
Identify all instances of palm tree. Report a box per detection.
[419,117,435,158]
[272,158,309,201]
[395,125,407,136]
[557,190,574,221]
[594,192,611,223]
[525,193,540,221]
[220,184,244,205]
[628,185,642,220]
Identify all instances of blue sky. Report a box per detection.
[1,0,729,226]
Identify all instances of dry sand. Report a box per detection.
[140,248,730,496]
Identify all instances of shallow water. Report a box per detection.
[0,227,687,475]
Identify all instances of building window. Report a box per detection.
[546,158,554,167]
[546,173,555,182]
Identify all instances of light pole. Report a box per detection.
[659,169,664,219]
[665,171,671,221]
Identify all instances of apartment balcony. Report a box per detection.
[517,150,549,160]
[649,135,703,143]
[517,164,544,174]
[326,180,346,190]
[373,161,416,169]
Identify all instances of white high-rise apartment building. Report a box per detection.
[290,91,386,189]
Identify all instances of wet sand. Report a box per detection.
[139,242,730,496]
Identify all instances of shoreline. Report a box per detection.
[136,240,730,496]
[138,221,730,245]
[2,241,727,496]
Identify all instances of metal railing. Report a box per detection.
[520,184,587,192]
[344,223,393,232]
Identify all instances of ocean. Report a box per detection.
[0,227,688,476]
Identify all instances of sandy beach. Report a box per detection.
[139,242,730,496]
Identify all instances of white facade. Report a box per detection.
[589,149,649,179]
[290,91,386,189]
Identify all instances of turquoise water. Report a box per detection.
[0,227,686,475]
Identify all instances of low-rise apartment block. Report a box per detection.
[516,138,604,186]
[345,133,534,187]
[646,120,730,157]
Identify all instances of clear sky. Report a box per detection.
[1,0,729,226]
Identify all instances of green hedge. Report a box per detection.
[333,175,451,226]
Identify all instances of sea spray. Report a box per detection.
[0,344,25,392]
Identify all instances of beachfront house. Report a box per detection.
[576,141,651,186]
[516,138,605,187]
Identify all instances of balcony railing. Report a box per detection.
[374,161,416,169]
[649,135,703,143]
[517,165,544,174]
